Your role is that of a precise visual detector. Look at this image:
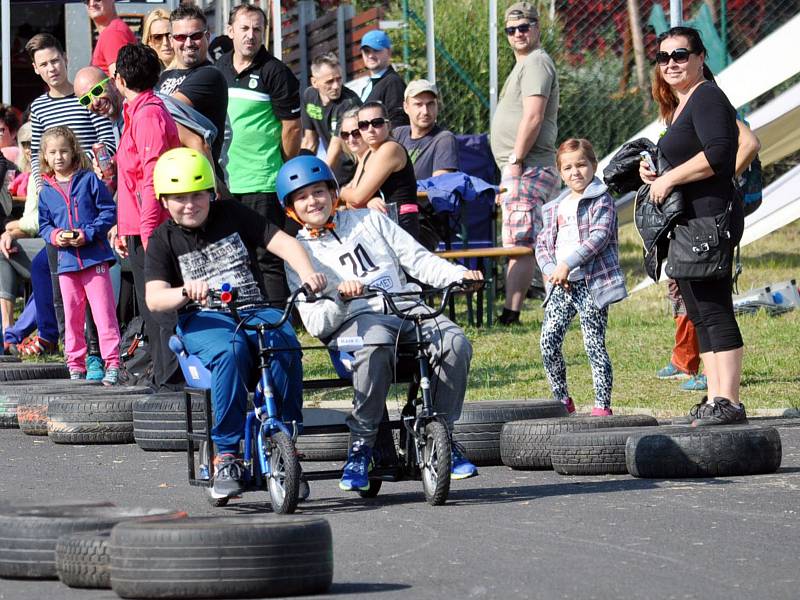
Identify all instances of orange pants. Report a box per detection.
[671,314,700,375]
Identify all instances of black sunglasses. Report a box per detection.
[358,117,387,131]
[171,30,206,43]
[340,128,362,141]
[504,22,535,36]
[655,48,695,65]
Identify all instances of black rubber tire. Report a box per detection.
[55,530,111,589]
[132,393,205,451]
[0,501,115,517]
[500,414,659,470]
[264,430,300,515]
[0,356,21,363]
[421,420,451,506]
[549,426,679,475]
[626,425,783,478]
[47,395,147,444]
[0,507,184,579]
[0,362,68,382]
[110,516,334,599]
[453,400,569,466]
[295,408,351,461]
[0,380,101,429]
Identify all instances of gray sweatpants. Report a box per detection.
[332,310,472,448]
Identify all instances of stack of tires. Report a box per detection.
[500,414,783,478]
[0,503,334,598]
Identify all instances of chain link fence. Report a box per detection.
[387,0,799,164]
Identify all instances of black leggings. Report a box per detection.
[677,276,742,353]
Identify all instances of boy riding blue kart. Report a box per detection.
[144,148,327,499]
[276,156,483,491]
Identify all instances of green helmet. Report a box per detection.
[153,147,215,199]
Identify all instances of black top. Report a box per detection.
[145,200,280,313]
[359,142,417,206]
[364,66,409,128]
[158,62,229,180]
[300,85,360,183]
[658,82,737,219]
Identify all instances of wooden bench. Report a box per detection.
[435,246,533,327]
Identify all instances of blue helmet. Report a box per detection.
[276,156,338,208]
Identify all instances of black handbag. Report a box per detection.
[665,201,733,280]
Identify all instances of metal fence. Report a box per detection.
[388,0,799,160]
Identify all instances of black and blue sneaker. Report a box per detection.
[339,441,373,492]
[211,453,245,498]
[451,440,478,480]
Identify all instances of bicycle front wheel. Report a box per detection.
[421,420,451,506]
[264,430,300,514]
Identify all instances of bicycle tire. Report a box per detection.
[421,420,451,506]
[264,430,300,514]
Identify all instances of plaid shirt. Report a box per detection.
[536,177,627,309]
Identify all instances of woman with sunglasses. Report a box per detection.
[332,108,368,186]
[640,27,745,426]
[339,102,434,248]
[142,9,175,71]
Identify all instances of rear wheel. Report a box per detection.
[199,441,229,508]
[421,420,451,506]
[264,430,300,514]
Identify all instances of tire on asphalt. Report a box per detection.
[625,425,783,478]
[132,393,205,451]
[500,414,659,470]
[55,530,111,589]
[110,516,333,599]
[0,356,21,363]
[0,380,102,429]
[295,408,351,461]
[0,507,185,579]
[47,395,150,444]
[453,400,569,466]
[0,363,68,382]
[549,426,684,475]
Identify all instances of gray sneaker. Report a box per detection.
[672,396,711,424]
[212,453,245,498]
[692,398,748,427]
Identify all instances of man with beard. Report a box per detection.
[358,30,407,128]
[300,53,360,183]
[215,3,301,303]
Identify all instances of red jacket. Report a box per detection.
[117,89,180,247]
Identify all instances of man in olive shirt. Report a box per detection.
[216,3,301,302]
[490,1,559,325]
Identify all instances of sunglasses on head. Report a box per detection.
[358,117,387,131]
[340,128,362,141]
[655,48,695,65]
[505,22,535,36]
[149,33,170,43]
[78,77,109,107]
[171,30,206,43]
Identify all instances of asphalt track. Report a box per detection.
[1,420,798,600]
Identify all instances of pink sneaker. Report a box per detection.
[561,397,576,414]
[591,407,613,416]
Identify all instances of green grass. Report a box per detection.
[300,220,800,416]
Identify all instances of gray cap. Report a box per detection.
[404,79,439,100]
[504,1,539,22]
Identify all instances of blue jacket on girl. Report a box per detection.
[38,169,116,274]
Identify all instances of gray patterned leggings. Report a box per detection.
[540,281,613,409]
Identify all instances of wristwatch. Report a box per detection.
[508,152,522,166]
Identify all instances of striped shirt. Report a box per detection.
[29,93,116,191]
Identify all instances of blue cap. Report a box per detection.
[360,29,391,50]
[276,156,338,208]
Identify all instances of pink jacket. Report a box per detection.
[117,90,180,247]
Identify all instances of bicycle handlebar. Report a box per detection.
[360,279,485,322]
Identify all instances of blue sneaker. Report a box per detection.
[451,441,478,480]
[86,355,105,381]
[656,362,690,379]
[680,374,708,392]
[339,441,372,491]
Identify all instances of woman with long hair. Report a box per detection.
[142,9,174,70]
[640,26,744,425]
[333,108,368,187]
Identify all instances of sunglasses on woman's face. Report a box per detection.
[149,33,170,44]
[340,129,362,141]
[171,30,206,43]
[655,48,695,65]
[504,22,535,36]
[78,77,109,107]
[358,117,387,131]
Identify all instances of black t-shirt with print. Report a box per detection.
[145,200,280,313]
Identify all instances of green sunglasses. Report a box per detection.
[78,77,110,107]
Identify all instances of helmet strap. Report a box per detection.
[285,202,338,238]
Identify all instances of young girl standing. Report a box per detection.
[37,126,120,384]
[535,139,627,415]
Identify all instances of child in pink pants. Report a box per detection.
[37,126,121,385]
